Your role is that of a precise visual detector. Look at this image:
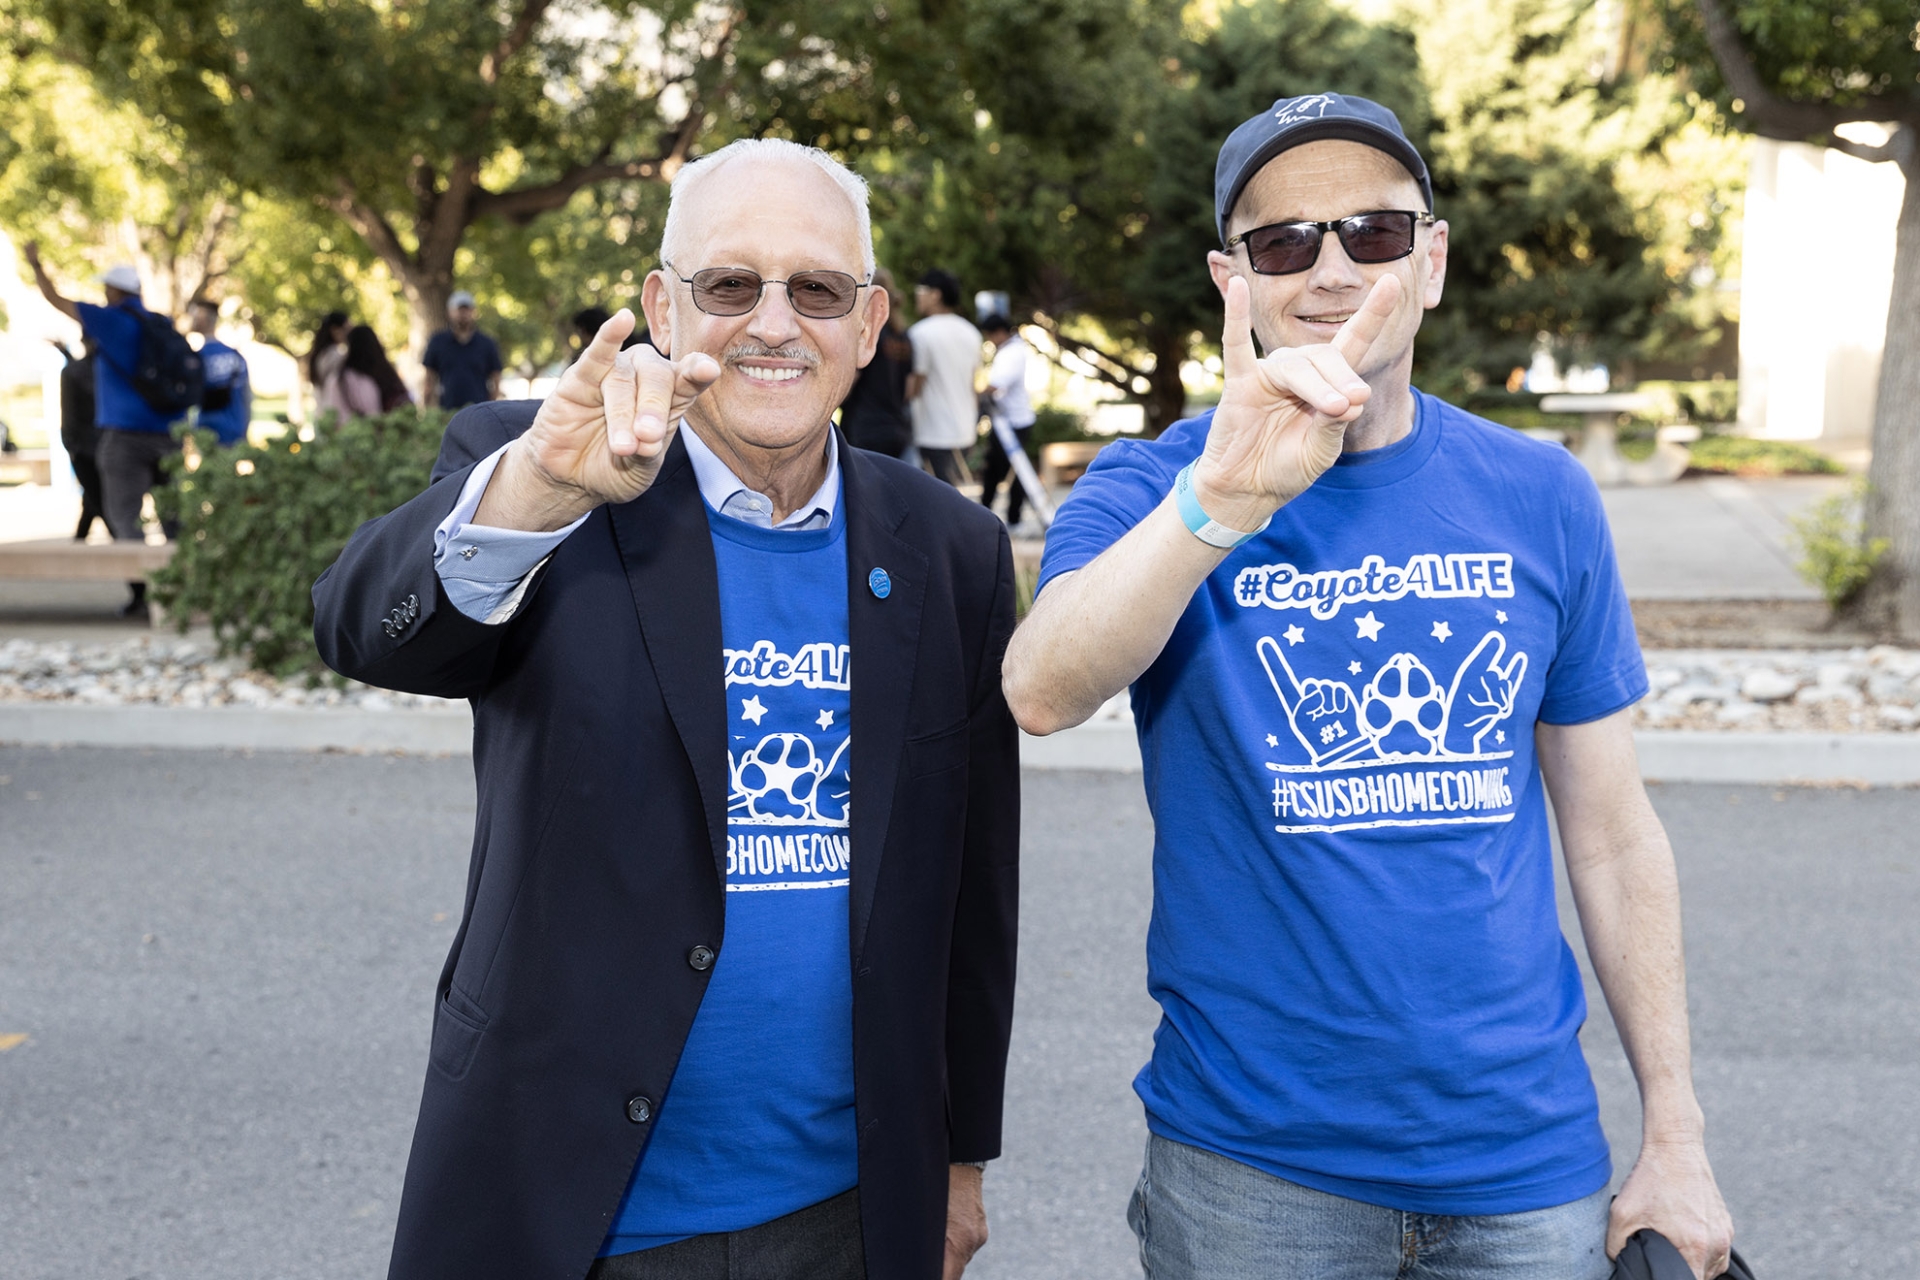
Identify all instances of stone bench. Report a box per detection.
[0,538,174,583]
[0,450,53,486]
[1539,393,1700,487]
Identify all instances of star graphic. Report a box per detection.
[1496,610,1509,624]
[1348,660,1363,675]
[740,695,768,725]
[1265,733,1279,748]
[1354,610,1384,641]
[1284,624,1306,646]
[1495,729,1506,745]
[816,709,835,730]
[1431,620,1453,642]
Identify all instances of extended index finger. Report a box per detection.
[1331,276,1402,370]
[558,308,639,404]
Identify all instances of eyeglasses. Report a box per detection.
[661,260,871,319]
[1225,211,1435,276]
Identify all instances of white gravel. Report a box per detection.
[8,637,1920,733]
[0,636,459,712]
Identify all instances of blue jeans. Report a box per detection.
[1128,1134,1611,1280]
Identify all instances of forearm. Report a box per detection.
[32,265,79,320]
[473,438,600,532]
[1548,727,1703,1140]
[1003,494,1231,734]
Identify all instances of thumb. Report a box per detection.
[668,351,723,422]
[1220,275,1260,382]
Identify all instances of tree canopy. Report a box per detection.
[3,0,1750,422]
[1661,0,1920,635]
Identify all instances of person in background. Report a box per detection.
[22,243,188,618]
[906,268,983,485]
[422,290,503,410]
[320,325,413,420]
[189,300,252,447]
[308,310,351,411]
[51,336,105,540]
[572,305,653,362]
[837,266,913,458]
[975,315,1038,532]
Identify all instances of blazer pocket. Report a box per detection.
[429,987,490,1081]
[905,721,970,778]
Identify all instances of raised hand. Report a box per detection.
[1190,274,1400,531]
[475,309,721,531]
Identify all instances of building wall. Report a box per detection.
[1738,137,1905,445]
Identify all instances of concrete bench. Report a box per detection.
[1538,393,1699,487]
[1040,441,1106,487]
[0,538,174,582]
[0,450,54,486]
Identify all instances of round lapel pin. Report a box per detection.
[868,567,892,599]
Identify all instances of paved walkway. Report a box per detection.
[2,750,1913,1278]
[0,472,1850,636]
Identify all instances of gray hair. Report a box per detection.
[659,138,875,278]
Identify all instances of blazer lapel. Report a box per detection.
[842,441,930,961]
[607,435,729,890]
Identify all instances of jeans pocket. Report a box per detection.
[1127,1144,1153,1276]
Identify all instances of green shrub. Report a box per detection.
[1787,480,1887,608]
[1029,405,1097,447]
[1686,435,1844,477]
[152,408,448,675]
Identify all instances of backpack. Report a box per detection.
[101,303,205,416]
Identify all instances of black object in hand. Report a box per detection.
[1611,1228,1755,1280]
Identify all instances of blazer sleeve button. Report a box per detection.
[687,945,716,971]
[626,1095,653,1124]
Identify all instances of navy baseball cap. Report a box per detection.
[1215,92,1433,244]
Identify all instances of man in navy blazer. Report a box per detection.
[313,139,1018,1280]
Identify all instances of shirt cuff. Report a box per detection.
[433,443,588,623]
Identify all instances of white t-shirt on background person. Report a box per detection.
[985,335,1036,430]
[907,313,985,450]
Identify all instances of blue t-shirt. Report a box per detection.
[1038,392,1646,1215]
[75,300,184,434]
[602,501,859,1255]
[421,328,502,409]
[197,338,251,446]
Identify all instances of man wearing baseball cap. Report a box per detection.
[22,245,193,617]
[1006,93,1736,1278]
[422,289,504,410]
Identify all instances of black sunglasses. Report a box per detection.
[662,260,871,319]
[1226,210,1435,276]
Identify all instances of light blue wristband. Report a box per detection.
[1173,461,1270,549]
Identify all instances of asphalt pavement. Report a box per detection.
[2,749,1915,1279]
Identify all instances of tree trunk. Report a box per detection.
[1852,154,1920,637]
[1144,329,1190,436]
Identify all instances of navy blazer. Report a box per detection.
[312,402,1020,1280]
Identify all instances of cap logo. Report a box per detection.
[1272,94,1337,127]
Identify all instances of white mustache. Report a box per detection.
[723,343,818,367]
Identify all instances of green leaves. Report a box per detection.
[151,409,447,676]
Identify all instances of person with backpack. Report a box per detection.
[189,299,253,447]
[24,243,202,618]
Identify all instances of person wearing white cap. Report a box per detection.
[22,242,197,618]
[422,288,503,411]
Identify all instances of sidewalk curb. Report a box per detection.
[5,703,1919,785]
[1017,725,1920,785]
[0,702,472,754]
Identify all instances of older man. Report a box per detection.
[1006,94,1734,1279]
[314,139,1018,1280]
[422,289,504,410]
